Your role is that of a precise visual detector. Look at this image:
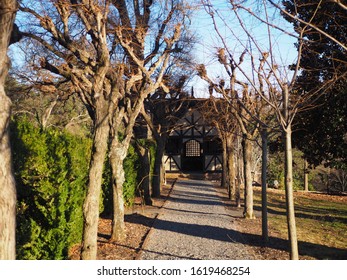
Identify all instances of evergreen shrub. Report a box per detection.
[123,144,139,206]
[11,118,153,258]
[267,149,314,190]
[147,140,156,179]
[11,118,91,259]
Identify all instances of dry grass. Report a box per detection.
[235,187,347,260]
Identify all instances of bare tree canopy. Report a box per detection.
[16,0,192,259]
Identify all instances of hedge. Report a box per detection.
[11,118,91,259]
[11,118,147,259]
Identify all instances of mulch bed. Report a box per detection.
[69,179,174,260]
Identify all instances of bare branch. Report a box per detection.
[268,0,347,52]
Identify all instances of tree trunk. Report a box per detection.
[236,176,241,208]
[109,140,128,242]
[160,156,166,186]
[152,137,166,198]
[235,138,242,208]
[242,134,254,219]
[81,110,110,260]
[221,137,229,193]
[304,159,309,192]
[136,144,152,205]
[284,126,299,260]
[261,128,269,243]
[226,135,236,202]
[41,96,58,129]
[0,0,17,260]
[0,92,16,260]
[108,91,146,241]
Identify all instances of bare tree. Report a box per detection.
[108,0,189,242]
[268,0,347,52]
[198,56,264,219]
[199,0,346,259]
[143,25,196,198]
[141,75,191,198]
[18,0,189,259]
[6,73,89,131]
[199,97,240,205]
[200,0,300,257]
[7,39,91,132]
[18,1,114,259]
[197,3,280,224]
[134,135,153,206]
[0,0,18,260]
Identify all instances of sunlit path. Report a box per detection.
[139,178,256,260]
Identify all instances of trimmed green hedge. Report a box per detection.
[11,118,153,259]
[123,144,140,206]
[11,118,91,259]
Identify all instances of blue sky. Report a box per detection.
[188,1,298,97]
[9,0,298,97]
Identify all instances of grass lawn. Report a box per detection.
[235,187,347,260]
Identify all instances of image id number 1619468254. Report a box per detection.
[190,266,251,276]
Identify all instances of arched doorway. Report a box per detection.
[182,139,203,171]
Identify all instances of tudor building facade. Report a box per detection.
[164,108,223,173]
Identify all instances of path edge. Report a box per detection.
[135,178,177,260]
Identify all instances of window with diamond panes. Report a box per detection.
[185,140,201,157]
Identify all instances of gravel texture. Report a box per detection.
[139,178,257,260]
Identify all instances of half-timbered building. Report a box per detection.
[164,103,223,173]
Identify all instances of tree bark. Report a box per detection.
[81,102,110,260]
[221,137,229,193]
[136,144,152,205]
[261,128,269,243]
[0,92,16,260]
[304,159,309,192]
[40,96,58,129]
[242,134,255,219]
[226,135,236,202]
[284,126,299,260]
[108,87,147,242]
[152,137,166,198]
[161,159,166,186]
[235,137,242,208]
[236,176,241,208]
[0,0,17,260]
[109,140,127,242]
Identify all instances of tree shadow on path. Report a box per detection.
[129,215,347,260]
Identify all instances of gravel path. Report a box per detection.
[139,178,257,260]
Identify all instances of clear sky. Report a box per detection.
[9,0,298,97]
[188,1,298,97]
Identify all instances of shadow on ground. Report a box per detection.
[128,215,347,260]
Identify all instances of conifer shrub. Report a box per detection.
[122,144,139,206]
[11,118,153,259]
[148,140,156,179]
[11,118,91,259]
[100,157,112,216]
